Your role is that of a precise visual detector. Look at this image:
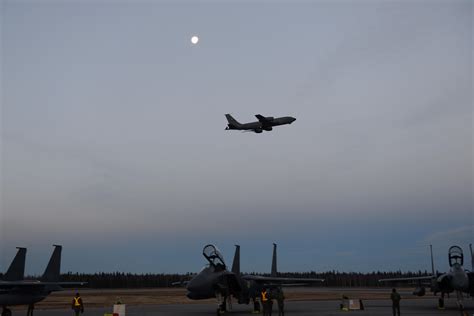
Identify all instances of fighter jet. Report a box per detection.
[225,114,296,133]
[379,244,474,310]
[186,243,324,313]
[0,245,86,316]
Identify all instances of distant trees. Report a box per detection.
[54,270,431,289]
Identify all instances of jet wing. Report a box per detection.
[255,114,273,122]
[0,281,87,289]
[242,275,324,284]
[378,276,434,283]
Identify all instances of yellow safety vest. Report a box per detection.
[261,291,268,302]
[74,297,81,307]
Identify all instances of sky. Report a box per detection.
[0,0,472,275]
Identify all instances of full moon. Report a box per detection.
[191,36,199,44]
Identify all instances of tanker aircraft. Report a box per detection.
[0,245,86,316]
[186,243,324,313]
[225,114,296,133]
[379,244,474,310]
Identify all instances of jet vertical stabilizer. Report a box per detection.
[225,114,242,129]
[4,247,26,281]
[231,245,240,275]
[470,244,473,271]
[41,245,62,282]
[271,243,277,277]
[430,245,435,275]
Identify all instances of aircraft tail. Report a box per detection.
[430,245,435,275]
[41,245,62,282]
[470,243,473,272]
[231,245,240,274]
[3,247,27,281]
[225,114,242,129]
[271,243,277,277]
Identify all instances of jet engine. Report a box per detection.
[262,127,273,131]
[254,129,263,133]
[413,287,426,296]
[437,274,453,293]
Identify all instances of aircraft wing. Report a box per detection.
[378,276,434,283]
[242,275,324,284]
[0,281,87,289]
[255,114,273,122]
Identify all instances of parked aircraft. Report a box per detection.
[225,114,296,133]
[186,243,323,313]
[379,244,474,310]
[0,245,85,316]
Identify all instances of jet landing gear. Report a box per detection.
[216,293,228,315]
[1,307,12,316]
[438,297,445,309]
[456,291,464,311]
[27,304,35,316]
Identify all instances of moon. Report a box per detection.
[191,36,199,45]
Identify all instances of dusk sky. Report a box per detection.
[1,0,472,275]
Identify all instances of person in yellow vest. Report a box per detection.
[71,292,84,315]
[261,288,273,316]
[261,288,268,315]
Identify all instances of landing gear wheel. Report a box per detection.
[2,308,12,316]
[438,297,445,309]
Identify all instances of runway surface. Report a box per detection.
[31,298,473,316]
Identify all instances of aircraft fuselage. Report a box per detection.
[225,114,296,133]
[0,291,48,307]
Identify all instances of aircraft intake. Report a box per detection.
[413,287,426,296]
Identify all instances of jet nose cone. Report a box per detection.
[290,117,296,123]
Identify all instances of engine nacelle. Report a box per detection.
[254,129,263,133]
[413,287,426,296]
[262,126,273,131]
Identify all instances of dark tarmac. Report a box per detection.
[31,298,473,316]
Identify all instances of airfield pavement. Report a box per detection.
[9,288,473,316]
[29,298,474,316]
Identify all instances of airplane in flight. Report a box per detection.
[0,245,86,316]
[186,243,324,313]
[225,114,296,133]
[379,244,474,310]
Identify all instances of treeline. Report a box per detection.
[53,270,432,288]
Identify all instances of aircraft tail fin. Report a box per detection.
[225,114,242,128]
[4,247,27,281]
[430,245,435,275]
[271,243,277,277]
[231,245,240,275]
[470,243,473,272]
[41,245,62,282]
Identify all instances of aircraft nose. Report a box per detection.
[290,117,296,123]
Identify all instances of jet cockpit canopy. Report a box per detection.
[449,246,463,267]
[203,244,226,269]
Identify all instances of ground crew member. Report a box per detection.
[252,297,261,314]
[275,288,285,316]
[26,303,34,316]
[71,292,84,316]
[261,288,268,315]
[390,288,401,316]
[261,288,273,316]
[267,289,273,316]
